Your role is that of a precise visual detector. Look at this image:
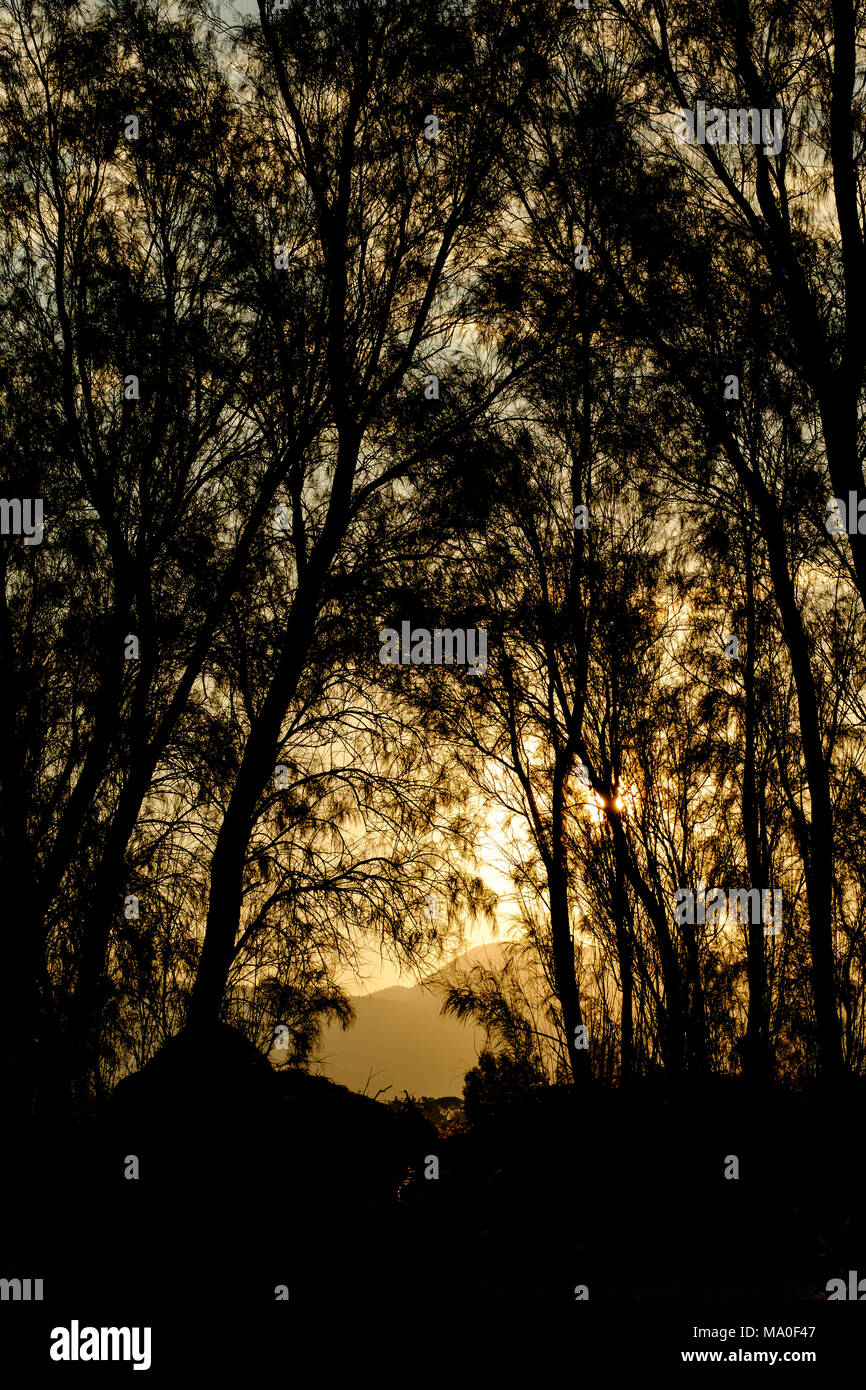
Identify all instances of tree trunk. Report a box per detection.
[549,755,591,1083]
[609,815,685,1074]
[748,475,841,1075]
[186,467,354,1033]
[612,831,634,1080]
[740,533,772,1081]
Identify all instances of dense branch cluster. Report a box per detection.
[1,0,864,1113]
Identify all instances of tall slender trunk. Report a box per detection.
[609,815,685,1073]
[0,555,48,1117]
[602,170,844,1075]
[705,419,840,1074]
[751,485,841,1075]
[549,754,590,1083]
[740,534,771,1081]
[612,828,633,1080]
[680,917,708,1073]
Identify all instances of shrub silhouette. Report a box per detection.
[463,1049,546,1125]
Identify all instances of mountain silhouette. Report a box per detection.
[316,942,509,1097]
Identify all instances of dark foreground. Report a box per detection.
[1,1030,864,1372]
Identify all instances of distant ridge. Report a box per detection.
[316,941,510,1098]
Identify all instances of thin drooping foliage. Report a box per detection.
[1,0,864,1116]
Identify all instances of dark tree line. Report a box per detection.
[1,0,865,1120]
